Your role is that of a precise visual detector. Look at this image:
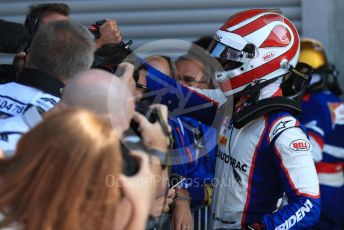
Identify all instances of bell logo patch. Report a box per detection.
[289,139,310,151]
[262,51,275,62]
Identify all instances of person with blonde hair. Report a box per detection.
[0,108,158,230]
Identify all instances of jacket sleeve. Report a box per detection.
[300,97,328,163]
[262,127,321,230]
[144,64,220,125]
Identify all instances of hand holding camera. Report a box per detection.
[132,104,171,153]
[89,19,122,49]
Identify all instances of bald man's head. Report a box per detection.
[62,69,135,134]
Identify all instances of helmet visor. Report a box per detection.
[208,40,244,62]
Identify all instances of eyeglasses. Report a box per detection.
[136,83,147,90]
[178,75,209,85]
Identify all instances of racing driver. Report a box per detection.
[207,9,321,230]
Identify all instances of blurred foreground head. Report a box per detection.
[62,68,135,134]
[0,108,122,230]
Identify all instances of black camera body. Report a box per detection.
[88,19,107,39]
[121,102,160,176]
[24,14,40,37]
[89,19,134,74]
[122,101,173,175]
[121,141,140,176]
[23,14,40,53]
[130,102,159,137]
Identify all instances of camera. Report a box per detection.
[89,19,134,74]
[122,136,170,176]
[121,102,160,176]
[88,19,107,39]
[121,141,140,176]
[92,43,133,74]
[23,14,40,53]
[131,101,174,148]
[24,14,40,37]
[130,102,160,137]
[121,102,172,175]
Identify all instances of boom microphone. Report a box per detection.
[0,19,29,54]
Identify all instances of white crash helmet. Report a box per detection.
[208,9,300,97]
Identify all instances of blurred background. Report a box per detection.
[1,0,343,91]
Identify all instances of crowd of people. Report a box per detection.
[0,3,343,230]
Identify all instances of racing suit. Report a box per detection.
[300,92,344,230]
[211,110,321,230]
[144,64,321,229]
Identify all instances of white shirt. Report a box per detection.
[0,82,59,118]
[0,107,43,158]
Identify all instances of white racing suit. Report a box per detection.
[210,111,321,230]
[143,63,321,229]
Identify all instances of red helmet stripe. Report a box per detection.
[219,18,299,92]
[222,9,276,30]
[232,14,283,37]
[259,25,291,48]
